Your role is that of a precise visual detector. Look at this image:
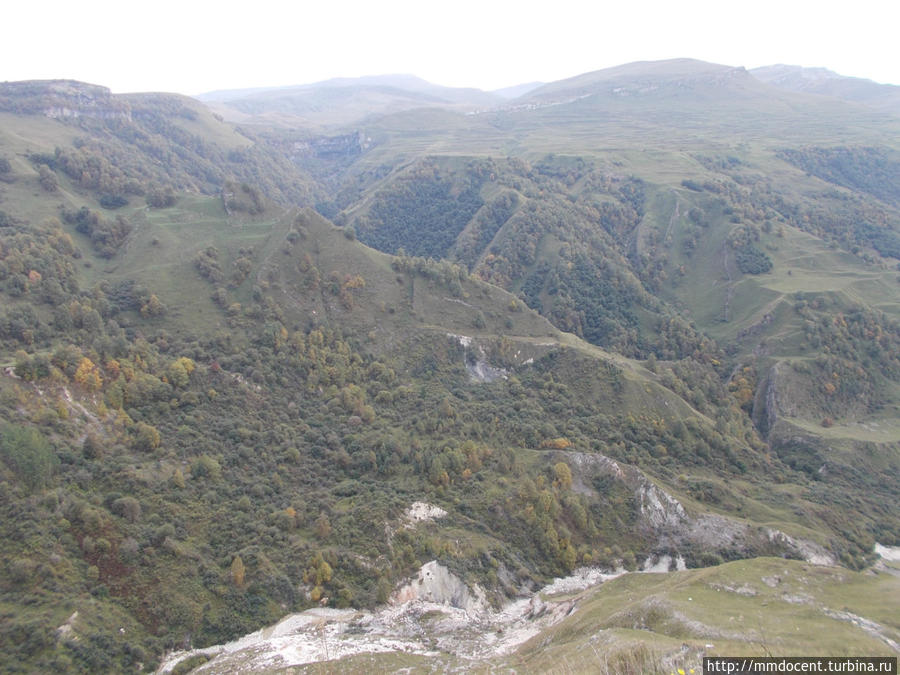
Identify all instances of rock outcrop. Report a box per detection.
[0,80,131,120]
[391,561,488,614]
[563,450,835,565]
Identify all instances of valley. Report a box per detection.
[0,59,898,672]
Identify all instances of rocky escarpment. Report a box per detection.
[563,450,835,566]
[292,131,371,160]
[752,361,781,437]
[0,80,132,120]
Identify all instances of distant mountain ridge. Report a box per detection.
[751,64,900,115]
[199,74,499,105]
[194,60,900,129]
[491,81,543,99]
[197,74,504,128]
[518,58,754,100]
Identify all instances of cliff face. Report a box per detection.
[0,79,132,120]
[292,131,370,160]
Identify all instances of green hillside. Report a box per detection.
[0,64,899,673]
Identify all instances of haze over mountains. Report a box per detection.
[0,58,899,673]
[751,64,900,115]
[196,58,900,127]
[197,73,519,128]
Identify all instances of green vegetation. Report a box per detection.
[779,146,900,206]
[734,245,773,274]
[1,424,57,492]
[356,159,486,258]
[1,65,900,672]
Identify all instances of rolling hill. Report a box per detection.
[0,61,898,672]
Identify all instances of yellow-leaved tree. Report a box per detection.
[74,357,102,391]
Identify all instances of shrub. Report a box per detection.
[38,164,58,191]
[735,245,773,274]
[131,422,161,452]
[112,496,142,523]
[99,194,128,209]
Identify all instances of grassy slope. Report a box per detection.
[508,558,900,673]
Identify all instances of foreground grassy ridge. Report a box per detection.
[505,558,900,673]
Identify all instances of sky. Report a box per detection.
[5,0,900,95]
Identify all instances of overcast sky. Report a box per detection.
[5,0,899,94]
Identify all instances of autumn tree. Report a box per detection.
[140,294,165,317]
[74,357,103,391]
[553,462,573,490]
[166,357,195,389]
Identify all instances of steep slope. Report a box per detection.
[298,58,900,566]
[0,79,317,206]
[159,555,900,672]
[0,192,812,672]
[0,88,832,672]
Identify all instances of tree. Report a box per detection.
[82,432,104,459]
[231,555,245,587]
[315,512,331,539]
[146,188,176,208]
[166,357,195,389]
[553,462,573,490]
[112,496,142,523]
[140,294,165,317]
[38,165,57,192]
[132,422,161,452]
[0,424,56,492]
[74,357,103,391]
[561,541,577,571]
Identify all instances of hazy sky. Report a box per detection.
[6,0,899,94]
